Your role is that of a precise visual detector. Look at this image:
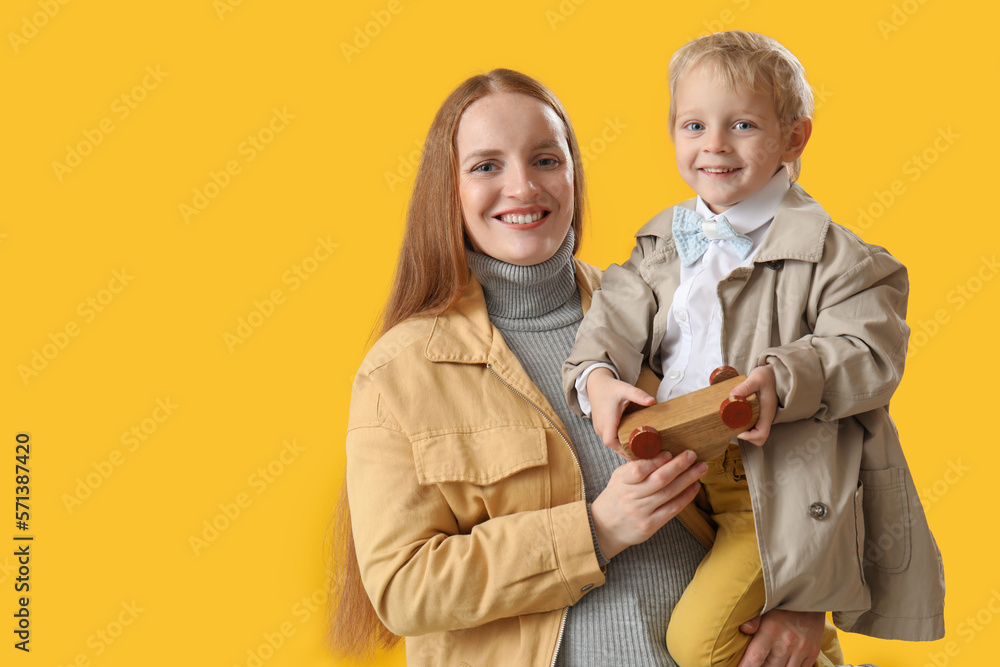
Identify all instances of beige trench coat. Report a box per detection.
[563,184,945,640]
[347,260,717,666]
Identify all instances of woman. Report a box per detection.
[330,69,842,666]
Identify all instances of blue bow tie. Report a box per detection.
[671,207,753,267]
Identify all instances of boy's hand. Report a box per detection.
[591,449,707,560]
[730,365,777,446]
[586,367,655,458]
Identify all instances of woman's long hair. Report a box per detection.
[328,69,587,661]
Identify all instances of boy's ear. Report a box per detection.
[782,116,812,162]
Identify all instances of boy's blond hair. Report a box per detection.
[668,31,813,181]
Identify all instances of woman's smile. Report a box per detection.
[456,92,574,266]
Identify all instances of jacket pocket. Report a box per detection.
[859,466,911,574]
[412,426,548,486]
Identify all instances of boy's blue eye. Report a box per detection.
[735,121,754,130]
[685,122,704,131]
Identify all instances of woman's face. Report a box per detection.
[456,92,574,266]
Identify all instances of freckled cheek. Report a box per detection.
[547,173,574,211]
[459,183,493,223]
[561,174,575,204]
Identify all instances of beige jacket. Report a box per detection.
[346,260,716,666]
[563,184,945,640]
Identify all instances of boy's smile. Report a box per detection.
[672,65,810,214]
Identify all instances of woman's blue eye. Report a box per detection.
[472,163,497,173]
[536,158,559,167]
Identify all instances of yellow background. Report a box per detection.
[2,1,995,665]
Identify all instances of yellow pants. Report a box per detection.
[666,443,844,667]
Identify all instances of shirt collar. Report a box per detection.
[694,166,791,235]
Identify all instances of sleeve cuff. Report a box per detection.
[575,363,620,417]
[756,340,824,424]
[586,503,610,568]
[549,501,606,600]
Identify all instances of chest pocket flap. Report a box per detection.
[413,426,548,486]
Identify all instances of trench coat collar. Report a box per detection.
[423,258,599,364]
[635,183,831,265]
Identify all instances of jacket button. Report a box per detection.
[809,502,829,520]
[581,584,594,593]
[765,260,784,270]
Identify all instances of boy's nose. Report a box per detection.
[702,129,731,153]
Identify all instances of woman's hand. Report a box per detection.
[730,365,778,446]
[590,449,707,560]
[586,367,655,457]
[736,610,826,667]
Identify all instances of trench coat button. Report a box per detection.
[765,260,784,270]
[581,584,594,592]
[809,502,829,520]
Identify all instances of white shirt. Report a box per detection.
[577,168,791,413]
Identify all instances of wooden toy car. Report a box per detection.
[617,366,759,462]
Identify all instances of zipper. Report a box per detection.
[485,362,583,667]
[550,607,568,667]
[485,363,586,499]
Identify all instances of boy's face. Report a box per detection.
[672,65,806,214]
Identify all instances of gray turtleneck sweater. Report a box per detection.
[466,229,708,666]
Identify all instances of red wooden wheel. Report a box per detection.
[709,366,739,385]
[628,426,661,459]
[719,396,753,429]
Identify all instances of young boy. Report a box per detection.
[563,31,944,667]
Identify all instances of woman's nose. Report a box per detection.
[503,164,540,199]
